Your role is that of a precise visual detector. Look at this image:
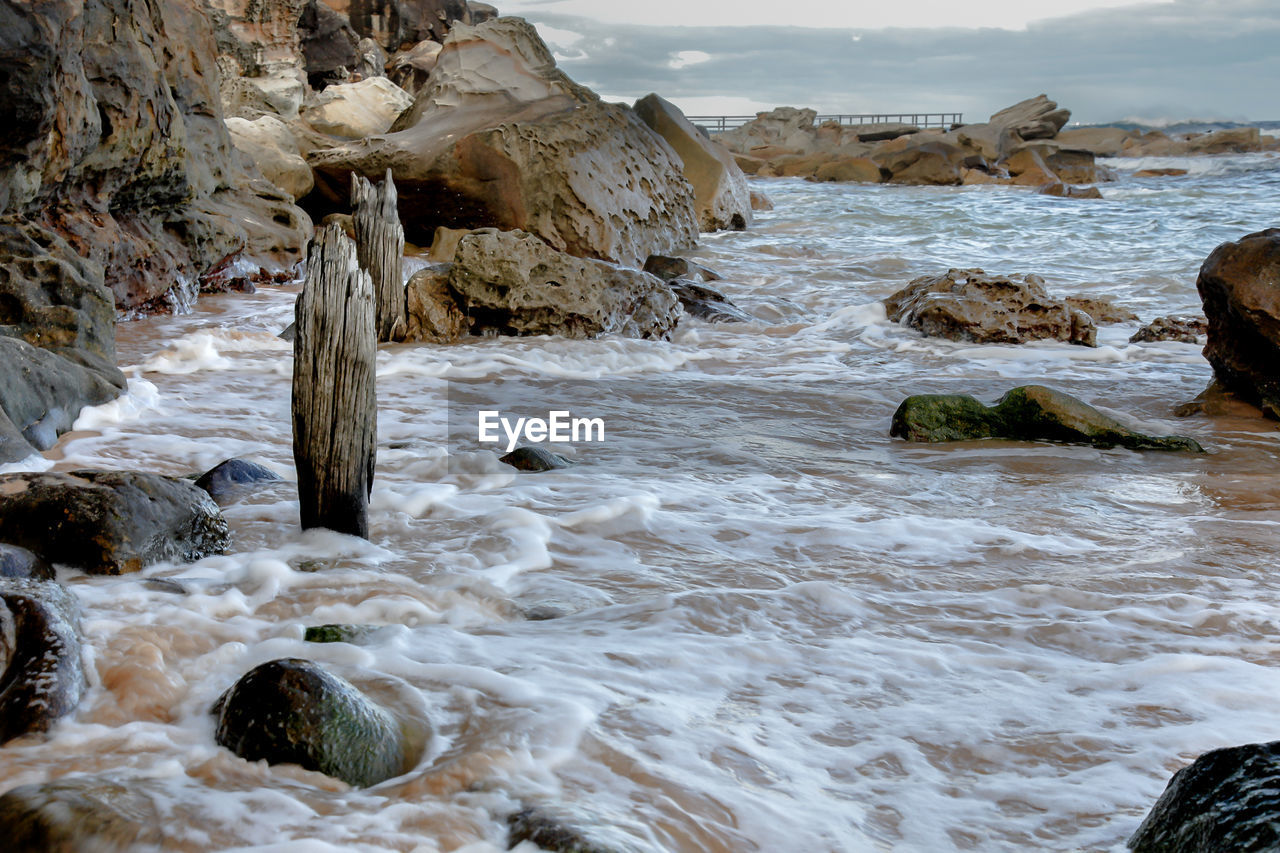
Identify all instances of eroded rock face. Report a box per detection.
[633,93,751,233]
[884,268,1097,346]
[0,579,86,744]
[1196,228,1280,418]
[1130,316,1208,344]
[309,18,699,266]
[302,77,414,139]
[214,658,411,787]
[715,107,820,156]
[0,471,230,575]
[446,229,681,339]
[1129,741,1280,853]
[404,266,468,343]
[226,115,314,200]
[988,94,1071,140]
[890,385,1203,452]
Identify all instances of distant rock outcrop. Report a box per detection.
[309,18,699,266]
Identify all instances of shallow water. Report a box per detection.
[3,153,1280,851]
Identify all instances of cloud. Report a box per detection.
[508,0,1280,123]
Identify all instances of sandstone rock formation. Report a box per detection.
[634,93,751,232]
[891,385,1203,452]
[226,115,315,199]
[0,471,230,575]
[1130,316,1208,344]
[388,39,443,93]
[302,77,415,138]
[1129,741,1280,852]
[1196,228,1280,418]
[309,17,699,266]
[404,266,468,343]
[443,229,682,339]
[884,268,1097,346]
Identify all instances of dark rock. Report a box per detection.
[522,605,567,621]
[0,776,164,851]
[298,0,359,86]
[1064,296,1139,324]
[1130,316,1209,344]
[884,268,1097,346]
[304,624,379,643]
[507,807,620,853]
[1196,228,1280,418]
[194,458,282,500]
[279,321,297,342]
[501,447,574,472]
[1129,741,1280,853]
[0,545,54,581]
[1174,380,1267,418]
[669,279,753,323]
[0,579,86,744]
[0,471,230,575]
[890,384,1204,452]
[642,255,722,283]
[214,658,410,787]
[1038,182,1103,199]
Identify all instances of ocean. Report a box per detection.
[3,151,1278,851]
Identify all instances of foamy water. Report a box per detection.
[4,153,1280,851]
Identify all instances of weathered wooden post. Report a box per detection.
[292,224,376,538]
[352,168,407,342]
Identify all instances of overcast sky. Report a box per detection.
[497,0,1280,124]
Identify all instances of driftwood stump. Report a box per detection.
[292,224,376,538]
[352,169,407,342]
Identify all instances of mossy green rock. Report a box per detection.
[303,624,378,644]
[214,658,408,787]
[891,385,1204,451]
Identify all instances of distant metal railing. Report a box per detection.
[687,112,964,133]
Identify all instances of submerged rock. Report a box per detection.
[890,385,1204,452]
[0,776,164,851]
[0,471,230,575]
[214,658,410,787]
[642,255,722,284]
[1063,296,1139,324]
[507,807,621,853]
[884,268,1097,346]
[1196,228,1280,418]
[0,579,86,744]
[194,458,283,501]
[447,229,681,340]
[1129,741,1280,853]
[668,279,753,323]
[303,624,381,644]
[633,93,751,232]
[309,17,698,266]
[501,447,574,472]
[0,546,53,581]
[1130,316,1208,344]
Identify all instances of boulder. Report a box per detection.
[1123,131,1192,158]
[194,458,283,500]
[1130,316,1208,344]
[810,156,886,183]
[950,123,1021,162]
[1018,142,1112,184]
[1055,127,1135,157]
[225,115,314,200]
[0,471,230,575]
[890,385,1204,452]
[1196,229,1280,417]
[1038,182,1103,199]
[0,546,54,581]
[884,268,1097,346]
[642,254,722,283]
[764,152,840,179]
[873,138,980,186]
[446,229,681,339]
[468,1,498,23]
[302,77,415,139]
[669,279,752,323]
[353,37,388,80]
[1129,741,1280,853]
[1187,127,1262,154]
[1063,296,1138,324]
[404,266,468,343]
[633,94,751,232]
[308,18,699,266]
[213,658,411,787]
[220,65,308,120]
[749,190,774,211]
[500,447,574,471]
[1006,148,1060,187]
[388,39,443,94]
[0,578,86,744]
[988,94,1071,140]
[714,107,820,155]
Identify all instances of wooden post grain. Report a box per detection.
[292,224,376,538]
[352,168,407,342]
